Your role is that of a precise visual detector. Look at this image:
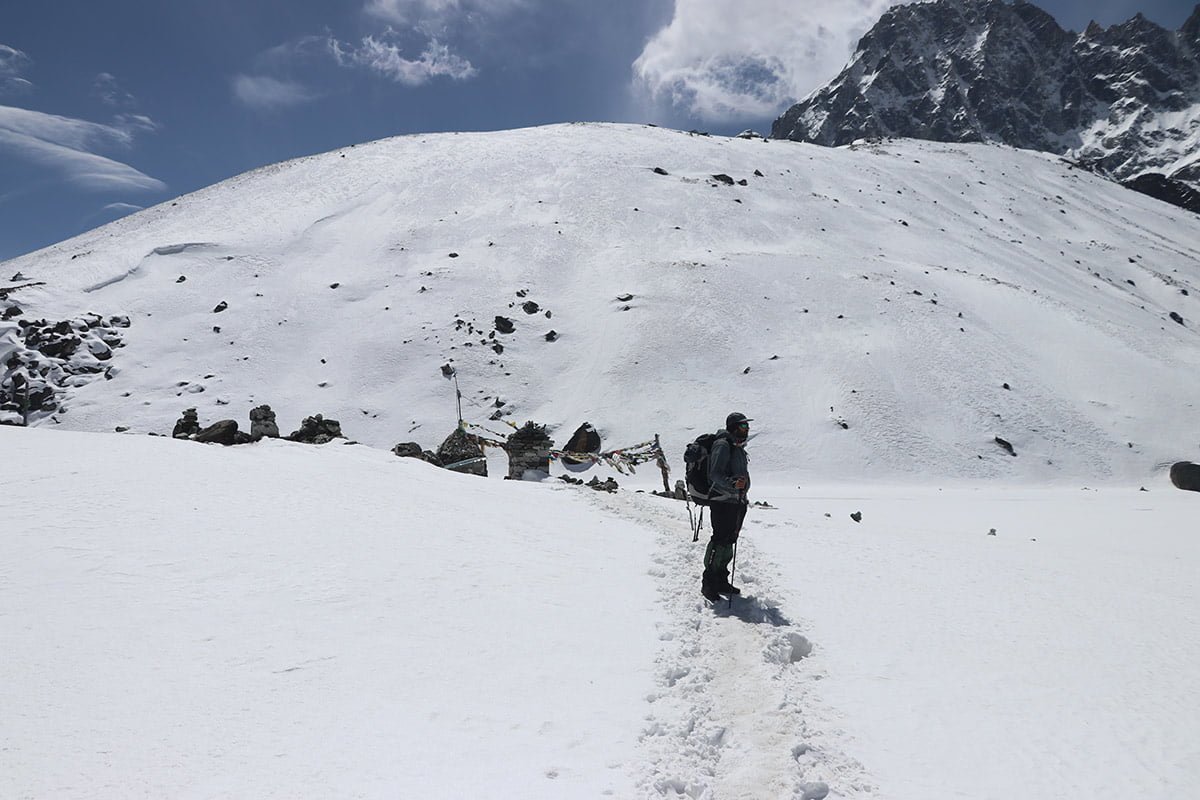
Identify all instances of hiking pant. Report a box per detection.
[703,502,748,584]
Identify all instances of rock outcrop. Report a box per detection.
[0,308,127,426]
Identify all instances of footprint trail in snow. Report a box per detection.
[586,491,877,799]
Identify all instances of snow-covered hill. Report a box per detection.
[4,122,1200,481]
[772,0,1200,208]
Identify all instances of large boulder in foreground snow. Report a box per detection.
[1169,461,1200,492]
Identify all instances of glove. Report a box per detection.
[733,476,747,490]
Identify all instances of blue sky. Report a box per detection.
[1,0,1195,262]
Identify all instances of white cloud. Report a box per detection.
[232,75,320,110]
[0,105,134,151]
[81,201,145,228]
[99,201,145,214]
[1,44,33,97]
[633,0,900,121]
[0,127,165,193]
[92,72,137,109]
[0,105,165,194]
[330,34,477,85]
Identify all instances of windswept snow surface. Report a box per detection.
[5,123,1200,482]
[5,427,1200,798]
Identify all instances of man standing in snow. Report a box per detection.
[701,412,751,602]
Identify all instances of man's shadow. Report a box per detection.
[711,595,792,626]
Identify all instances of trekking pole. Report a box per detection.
[693,506,704,542]
[728,540,737,609]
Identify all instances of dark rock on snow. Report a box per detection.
[392,441,443,466]
[1170,461,1200,491]
[562,422,602,464]
[195,419,249,446]
[287,414,344,444]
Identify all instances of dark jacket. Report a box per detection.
[708,430,750,504]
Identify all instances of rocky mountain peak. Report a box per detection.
[771,0,1200,212]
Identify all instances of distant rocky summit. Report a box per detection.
[772,0,1200,211]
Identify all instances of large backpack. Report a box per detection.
[683,431,728,506]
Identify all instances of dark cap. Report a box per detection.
[725,412,752,432]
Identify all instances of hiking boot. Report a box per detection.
[701,583,722,603]
[717,581,741,596]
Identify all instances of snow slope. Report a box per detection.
[5,427,1199,798]
[5,123,1200,482]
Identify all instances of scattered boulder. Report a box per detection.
[287,414,344,444]
[195,419,244,446]
[213,301,228,313]
[172,408,200,439]
[392,441,443,466]
[521,300,540,314]
[850,511,863,523]
[711,174,735,185]
[1170,311,1185,325]
[994,436,1016,456]
[652,167,669,175]
[494,316,515,334]
[249,404,280,439]
[1169,461,1200,492]
[436,427,487,476]
[562,422,601,465]
[587,476,619,493]
[616,293,634,302]
[545,330,558,342]
[441,363,456,377]
[505,421,554,479]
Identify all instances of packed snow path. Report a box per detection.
[589,490,874,799]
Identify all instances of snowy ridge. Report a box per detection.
[4,123,1200,482]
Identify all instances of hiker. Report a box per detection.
[701,412,751,602]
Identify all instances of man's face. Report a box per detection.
[734,421,749,442]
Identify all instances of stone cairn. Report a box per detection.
[436,427,487,476]
[249,404,280,440]
[505,421,554,479]
[172,408,201,438]
[286,414,344,444]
